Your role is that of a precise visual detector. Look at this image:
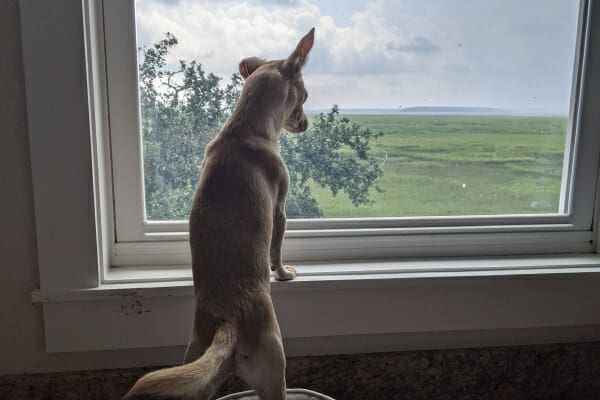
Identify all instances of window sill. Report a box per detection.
[32,253,600,300]
[32,254,600,353]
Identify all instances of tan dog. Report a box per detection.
[125,28,315,400]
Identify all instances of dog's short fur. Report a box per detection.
[125,28,315,400]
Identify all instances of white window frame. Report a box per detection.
[104,0,599,272]
[21,0,600,358]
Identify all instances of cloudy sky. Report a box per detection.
[136,0,581,114]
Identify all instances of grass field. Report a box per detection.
[307,114,568,218]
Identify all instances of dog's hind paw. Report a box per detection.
[273,265,297,281]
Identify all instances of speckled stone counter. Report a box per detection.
[1,342,599,399]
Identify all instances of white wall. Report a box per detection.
[0,0,183,375]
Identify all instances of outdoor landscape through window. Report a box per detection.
[135,0,580,220]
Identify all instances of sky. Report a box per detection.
[135,0,581,114]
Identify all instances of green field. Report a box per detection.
[307,114,568,218]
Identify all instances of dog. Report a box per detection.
[125,28,315,400]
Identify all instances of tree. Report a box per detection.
[139,34,242,219]
[280,106,384,217]
[139,34,383,219]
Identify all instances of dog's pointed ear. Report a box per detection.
[239,57,267,80]
[284,27,315,78]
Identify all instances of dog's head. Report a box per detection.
[238,28,315,134]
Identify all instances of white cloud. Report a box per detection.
[136,0,320,77]
[136,0,580,112]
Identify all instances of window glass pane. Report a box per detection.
[135,0,580,220]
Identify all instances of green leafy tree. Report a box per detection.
[139,34,242,219]
[280,106,384,217]
[139,34,383,219]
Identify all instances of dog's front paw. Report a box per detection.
[273,265,297,281]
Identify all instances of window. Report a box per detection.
[134,0,579,221]
[102,0,597,270]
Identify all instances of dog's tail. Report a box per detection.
[124,322,237,399]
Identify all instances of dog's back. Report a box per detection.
[190,129,283,315]
[190,62,299,307]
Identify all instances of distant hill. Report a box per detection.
[306,108,396,115]
[306,106,509,115]
[398,106,506,114]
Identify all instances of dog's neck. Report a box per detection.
[223,73,289,143]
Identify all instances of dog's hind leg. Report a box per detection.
[236,329,286,400]
[255,334,286,400]
[184,305,217,363]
